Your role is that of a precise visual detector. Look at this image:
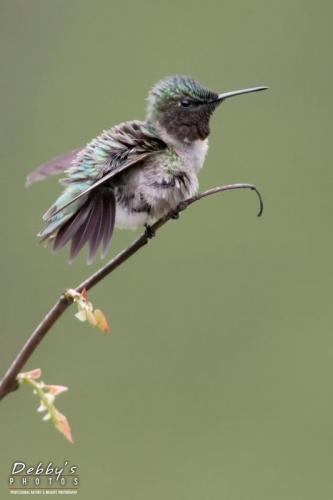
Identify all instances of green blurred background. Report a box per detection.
[1,0,332,498]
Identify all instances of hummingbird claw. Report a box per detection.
[145,224,156,239]
[170,210,180,220]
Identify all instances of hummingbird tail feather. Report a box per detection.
[39,189,116,263]
[51,202,94,252]
[52,190,116,264]
[88,192,116,263]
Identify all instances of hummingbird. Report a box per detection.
[27,76,268,264]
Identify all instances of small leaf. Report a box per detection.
[54,409,74,443]
[48,385,68,396]
[86,309,98,326]
[37,403,47,413]
[18,368,41,380]
[94,309,110,334]
[75,310,88,322]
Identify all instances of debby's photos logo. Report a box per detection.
[8,461,79,495]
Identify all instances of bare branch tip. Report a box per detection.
[250,186,264,217]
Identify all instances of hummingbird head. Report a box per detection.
[146,76,218,143]
[146,75,269,143]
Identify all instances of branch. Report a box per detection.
[0,183,263,401]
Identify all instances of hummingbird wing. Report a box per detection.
[50,151,152,264]
[37,121,166,263]
[43,152,152,221]
[26,148,83,187]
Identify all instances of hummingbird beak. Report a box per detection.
[213,86,269,103]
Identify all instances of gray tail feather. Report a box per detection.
[52,191,116,264]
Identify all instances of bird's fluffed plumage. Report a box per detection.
[33,121,166,263]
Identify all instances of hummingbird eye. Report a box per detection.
[180,99,191,108]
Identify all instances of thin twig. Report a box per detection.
[0,183,263,401]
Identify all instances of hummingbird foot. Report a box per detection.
[170,210,180,220]
[145,224,156,239]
